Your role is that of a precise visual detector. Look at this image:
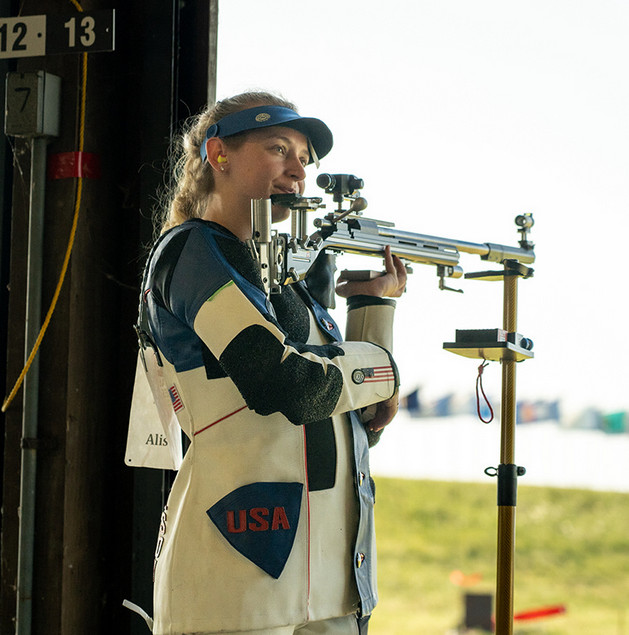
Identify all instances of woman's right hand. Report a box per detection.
[335,245,407,299]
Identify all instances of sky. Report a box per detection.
[214,0,629,418]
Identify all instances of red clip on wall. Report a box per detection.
[48,152,101,180]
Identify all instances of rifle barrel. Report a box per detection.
[317,218,535,267]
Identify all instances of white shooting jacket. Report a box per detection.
[126,220,398,634]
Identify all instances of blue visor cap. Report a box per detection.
[200,105,333,165]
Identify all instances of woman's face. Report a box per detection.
[224,126,310,221]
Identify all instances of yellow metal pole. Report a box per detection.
[443,217,535,633]
[495,264,519,635]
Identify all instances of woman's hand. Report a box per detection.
[335,245,407,298]
[363,391,399,432]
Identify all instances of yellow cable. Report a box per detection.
[2,3,87,412]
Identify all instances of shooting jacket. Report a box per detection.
[136,219,398,634]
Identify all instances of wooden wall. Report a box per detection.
[0,1,214,632]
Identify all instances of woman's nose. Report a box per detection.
[287,153,307,181]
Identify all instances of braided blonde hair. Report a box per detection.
[159,91,297,233]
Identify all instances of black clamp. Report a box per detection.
[485,463,526,506]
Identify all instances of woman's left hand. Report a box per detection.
[335,245,407,298]
[364,391,399,432]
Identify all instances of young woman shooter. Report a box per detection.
[138,91,406,634]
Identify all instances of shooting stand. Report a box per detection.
[444,259,534,635]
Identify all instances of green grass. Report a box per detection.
[370,478,629,634]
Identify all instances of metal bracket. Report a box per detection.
[485,464,527,506]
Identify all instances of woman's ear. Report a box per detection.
[205,137,228,172]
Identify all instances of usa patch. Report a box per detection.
[207,482,303,579]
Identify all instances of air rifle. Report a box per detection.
[248,176,537,631]
[247,173,535,298]
[248,175,537,634]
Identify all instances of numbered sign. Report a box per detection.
[0,16,46,58]
[47,11,115,54]
[5,71,61,137]
[0,10,115,58]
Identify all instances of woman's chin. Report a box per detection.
[271,205,291,223]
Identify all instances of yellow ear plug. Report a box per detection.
[217,155,228,163]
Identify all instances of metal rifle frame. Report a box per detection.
[251,183,536,633]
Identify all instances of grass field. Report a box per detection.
[370,478,629,634]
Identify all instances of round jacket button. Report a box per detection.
[352,369,365,384]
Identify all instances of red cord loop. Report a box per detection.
[476,360,494,423]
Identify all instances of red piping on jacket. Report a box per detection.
[193,405,248,436]
[302,425,312,618]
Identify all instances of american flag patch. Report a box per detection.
[168,385,184,413]
[364,366,396,383]
[352,366,396,385]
